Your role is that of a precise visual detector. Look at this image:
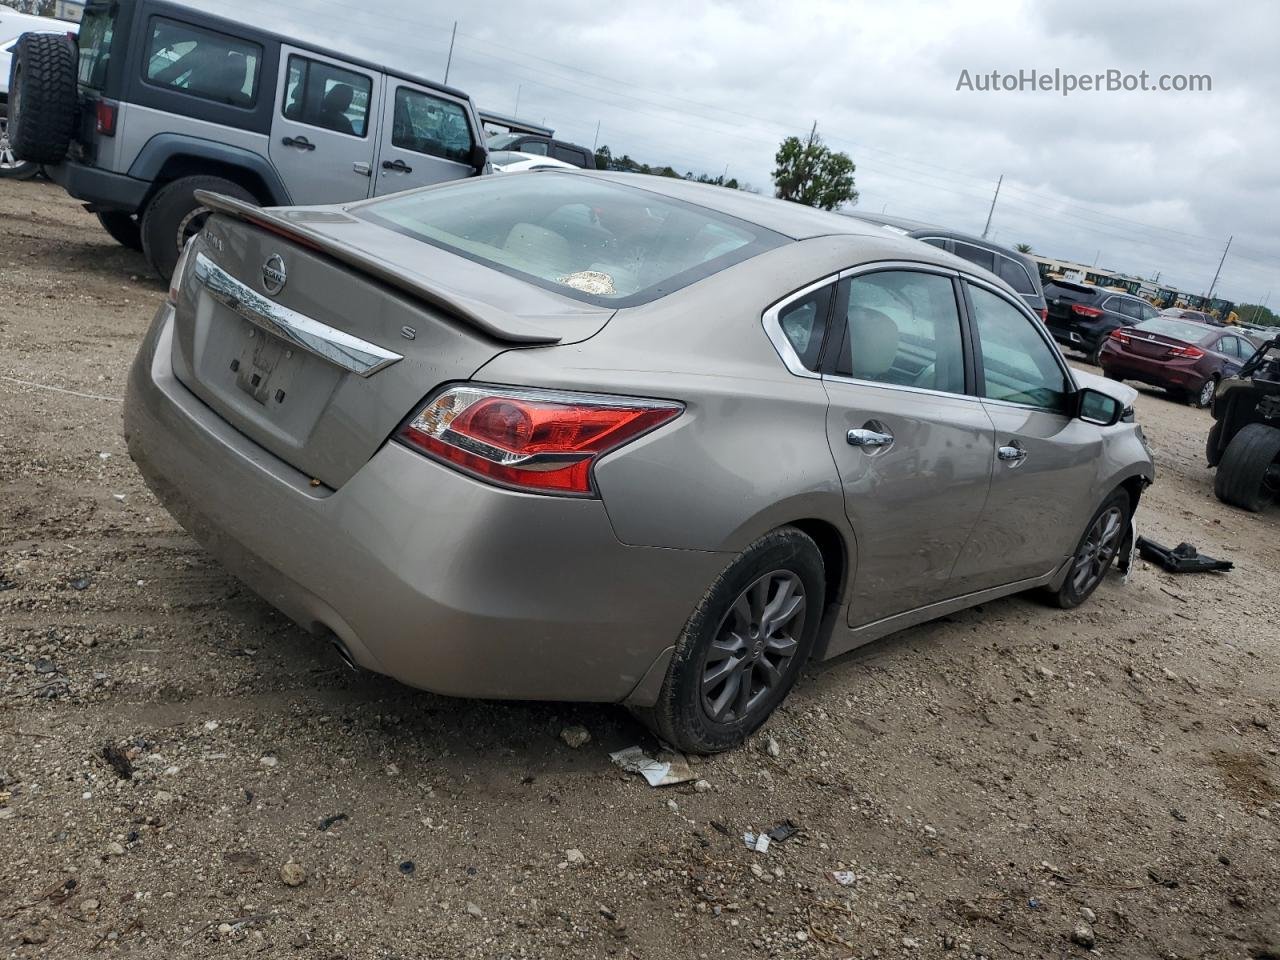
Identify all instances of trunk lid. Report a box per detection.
[1122,329,1193,359]
[167,196,614,488]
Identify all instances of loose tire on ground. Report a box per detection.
[632,526,825,754]
[95,211,143,251]
[140,175,255,280]
[7,33,78,165]
[1214,423,1280,512]
[1044,489,1131,610]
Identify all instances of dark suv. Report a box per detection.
[484,132,596,169]
[842,212,1047,320]
[1043,280,1161,363]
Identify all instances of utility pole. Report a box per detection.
[1206,235,1232,300]
[807,120,817,147]
[981,174,1003,239]
[443,21,457,85]
[1251,291,1271,324]
[592,120,601,151]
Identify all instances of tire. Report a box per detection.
[1214,423,1280,512]
[633,527,825,754]
[1086,338,1106,366]
[6,33,78,165]
[1044,489,1130,610]
[1206,420,1223,468]
[0,114,40,179]
[1194,375,1219,409]
[95,211,143,251]
[140,175,255,280]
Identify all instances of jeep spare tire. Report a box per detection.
[140,175,255,281]
[7,32,78,165]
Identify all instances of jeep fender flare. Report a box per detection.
[128,134,292,207]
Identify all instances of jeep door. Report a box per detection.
[371,80,479,195]
[269,46,381,203]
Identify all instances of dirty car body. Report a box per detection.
[124,170,1154,751]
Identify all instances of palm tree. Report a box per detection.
[1014,242,1033,254]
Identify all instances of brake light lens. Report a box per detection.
[166,239,196,306]
[1039,307,1048,323]
[1109,328,1132,346]
[1071,304,1104,318]
[397,385,683,496]
[95,100,118,137]
[1168,344,1205,360]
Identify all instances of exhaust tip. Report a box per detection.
[330,638,359,672]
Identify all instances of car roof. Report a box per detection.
[842,210,1041,266]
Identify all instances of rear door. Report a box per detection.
[371,80,478,196]
[819,265,995,626]
[953,280,1101,588]
[269,46,379,204]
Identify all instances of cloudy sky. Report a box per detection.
[200,0,1278,307]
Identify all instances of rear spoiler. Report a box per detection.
[194,191,561,345]
[1044,279,1095,295]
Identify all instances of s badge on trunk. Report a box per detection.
[262,255,287,295]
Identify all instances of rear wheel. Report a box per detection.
[1206,420,1223,467]
[1045,489,1130,609]
[95,211,143,251]
[6,33,78,165]
[1086,338,1106,365]
[1214,423,1280,512]
[140,175,254,280]
[633,527,824,754]
[1195,375,1219,409]
[0,115,39,180]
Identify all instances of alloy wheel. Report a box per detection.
[0,115,28,172]
[1199,378,1216,407]
[700,570,806,724]
[1070,505,1124,595]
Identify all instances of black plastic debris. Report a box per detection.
[317,813,348,832]
[398,860,415,875]
[767,821,800,843]
[101,744,134,780]
[1137,537,1233,574]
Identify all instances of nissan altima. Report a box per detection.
[124,171,1154,753]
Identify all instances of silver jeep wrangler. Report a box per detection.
[6,0,488,278]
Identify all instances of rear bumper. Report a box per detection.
[45,160,149,213]
[1099,345,1202,390]
[124,304,728,704]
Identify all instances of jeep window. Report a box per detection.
[143,18,260,107]
[391,87,474,163]
[283,56,372,138]
[77,5,116,90]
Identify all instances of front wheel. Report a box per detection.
[140,175,255,280]
[633,527,825,754]
[1045,489,1130,609]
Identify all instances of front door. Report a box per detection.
[822,267,995,626]
[952,281,1101,588]
[269,46,380,204]
[372,81,479,196]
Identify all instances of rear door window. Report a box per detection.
[552,145,586,166]
[143,17,261,106]
[834,270,967,395]
[519,139,549,156]
[952,241,996,273]
[996,255,1036,294]
[282,55,372,137]
[390,86,473,162]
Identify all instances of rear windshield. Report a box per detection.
[355,173,785,305]
[77,5,115,90]
[1134,318,1209,342]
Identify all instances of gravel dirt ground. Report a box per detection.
[2,178,1278,960]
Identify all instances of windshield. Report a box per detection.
[77,5,115,90]
[355,173,785,305]
[1134,318,1209,342]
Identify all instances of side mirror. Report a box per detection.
[470,144,489,173]
[1076,388,1124,426]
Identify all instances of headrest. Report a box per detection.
[848,306,900,378]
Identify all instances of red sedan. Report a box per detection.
[1099,318,1256,408]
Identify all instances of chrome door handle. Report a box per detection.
[998,444,1027,462]
[847,428,894,448]
[353,161,371,177]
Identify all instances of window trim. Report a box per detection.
[960,275,1077,414]
[281,52,374,140]
[761,275,839,380]
[140,15,263,109]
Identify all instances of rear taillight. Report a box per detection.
[95,100,118,137]
[397,385,683,496]
[1168,344,1205,360]
[166,240,196,306]
[1072,304,1104,318]
[1039,307,1048,323]
[1109,328,1131,345]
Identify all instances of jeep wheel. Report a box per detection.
[1214,423,1280,512]
[140,175,255,280]
[0,115,39,180]
[95,211,143,252]
[7,33,78,165]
